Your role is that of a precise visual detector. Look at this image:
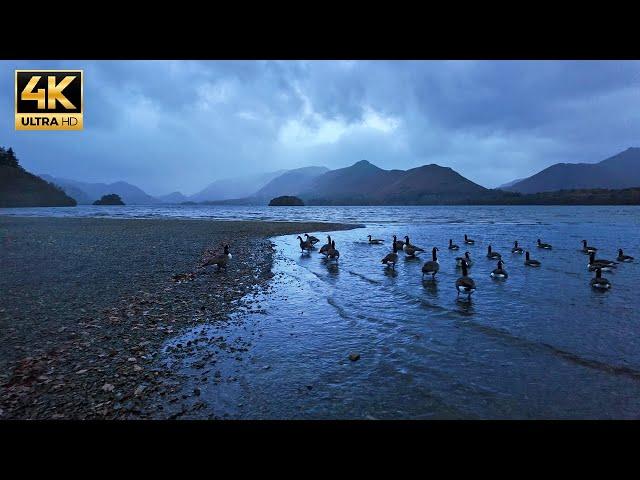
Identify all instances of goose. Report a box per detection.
[617,249,634,262]
[537,238,552,250]
[581,240,597,254]
[392,235,405,250]
[304,233,320,245]
[590,268,611,290]
[367,235,384,245]
[381,243,399,270]
[490,260,508,279]
[327,240,340,262]
[404,243,422,257]
[588,252,617,271]
[202,244,232,270]
[319,235,332,256]
[404,236,425,253]
[511,241,524,254]
[455,260,476,299]
[421,247,440,280]
[524,251,540,267]
[297,236,313,254]
[486,245,501,260]
[464,234,475,245]
[456,251,473,267]
[448,239,460,251]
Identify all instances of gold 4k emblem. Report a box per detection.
[15,70,83,131]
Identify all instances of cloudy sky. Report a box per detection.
[2,60,639,195]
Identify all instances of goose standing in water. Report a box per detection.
[297,236,313,254]
[367,235,384,245]
[404,236,425,254]
[524,251,541,267]
[617,249,634,262]
[319,235,332,256]
[456,251,473,267]
[581,240,597,254]
[486,245,501,260]
[448,239,459,251]
[490,260,508,279]
[464,234,475,245]
[511,241,524,254]
[537,238,552,250]
[392,235,405,250]
[588,252,617,271]
[455,260,476,299]
[202,244,232,270]
[421,247,440,280]
[590,268,612,290]
[327,240,340,262]
[381,243,399,270]
[304,233,320,246]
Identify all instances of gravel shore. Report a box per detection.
[0,216,359,419]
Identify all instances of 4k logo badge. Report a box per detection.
[15,70,83,130]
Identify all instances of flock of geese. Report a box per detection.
[296,233,635,300]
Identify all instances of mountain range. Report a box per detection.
[39,175,159,205]
[504,147,640,194]
[24,147,640,207]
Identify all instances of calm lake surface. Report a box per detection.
[3,205,639,418]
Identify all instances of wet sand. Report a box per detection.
[0,216,359,419]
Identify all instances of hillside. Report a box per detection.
[189,170,286,202]
[299,160,488,205]
[157,191,188,203]
[40,174,159,205]
[506,147,640,194]
[0,147,76,208]
[253,166,329,199]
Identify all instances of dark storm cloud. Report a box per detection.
[1,60,638,194]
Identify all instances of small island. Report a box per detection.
[268,195,305,206]
[93,193,125,205]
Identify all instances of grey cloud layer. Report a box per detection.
[2,60,638,194]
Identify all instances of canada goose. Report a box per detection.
[537,239,552,250]
[490,260,508,279]
[588,252,617,271]
[404,236,425,253]
[486,245,501,260]
[511,241,523,254]
[297,236,313,254]
[455,260,476,298]
[590,268,611,290]
[392,235,405,250]
[448,239,459,250]
[404,242,422,257]
[456,251,473,267]
[367,235,384,245]
[304,233,320,245]
[202,244,232,270]
[421,247,440,280]
[327,240,340,262]
[581,240,597,254]
[381,243,399,270]
[524,251,540,267]
[617,249,634,262]
[464,234,475,245]
[319,235,332,256]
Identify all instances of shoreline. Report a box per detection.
[0,216,361,419]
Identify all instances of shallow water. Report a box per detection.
[153,206,640,419]
[5,205,640,418]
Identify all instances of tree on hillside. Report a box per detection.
[0,146,20,168]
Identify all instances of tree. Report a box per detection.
[0,146,20,168]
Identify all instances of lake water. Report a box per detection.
[3,205,640,418]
